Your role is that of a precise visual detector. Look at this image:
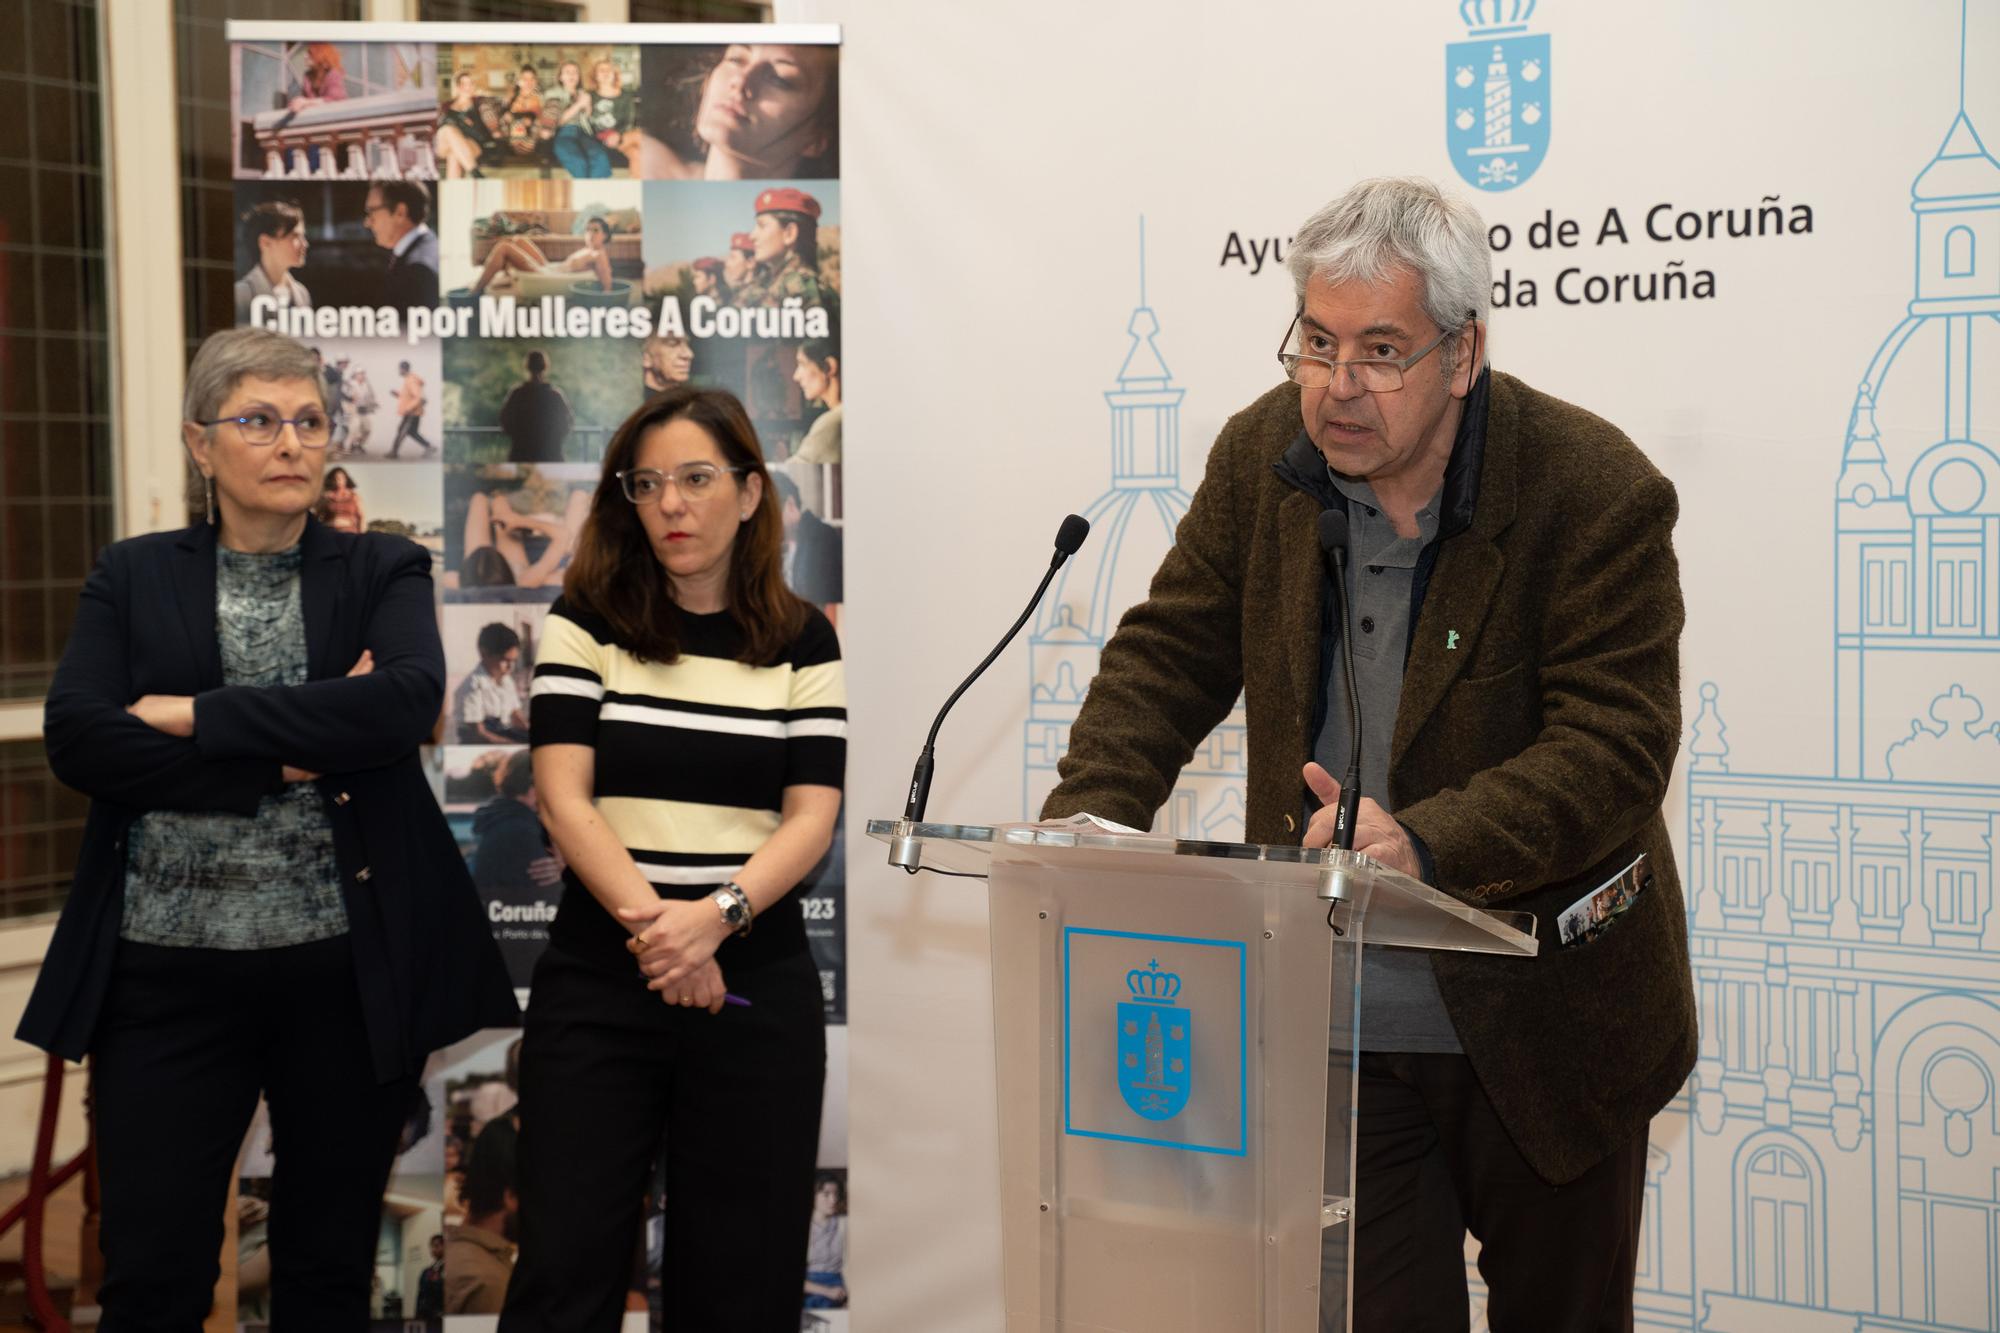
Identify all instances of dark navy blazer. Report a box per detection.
[17,517,520,1081]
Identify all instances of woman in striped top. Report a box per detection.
[502,387,842,1331]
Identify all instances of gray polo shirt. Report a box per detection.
[1311,471,1461,1054]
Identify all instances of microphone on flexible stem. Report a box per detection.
[888,514,1091,872]
[1317,509,1364,903]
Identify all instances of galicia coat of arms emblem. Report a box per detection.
[1446,1,1550,192]
[1117,959,1191,1121]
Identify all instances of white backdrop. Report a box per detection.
[802,0,2000,1327]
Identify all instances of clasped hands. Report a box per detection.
[127,649,374,784]
[1300,761,1422,879]
[619,897,733,1014]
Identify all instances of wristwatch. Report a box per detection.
[712,882,753,936]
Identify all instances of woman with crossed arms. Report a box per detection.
[17,327,516,1330]
[502,385,842,1331]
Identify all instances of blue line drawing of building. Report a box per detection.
[1022,220,1249,837]
[1562,6,2000,1330]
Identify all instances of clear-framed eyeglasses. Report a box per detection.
[617,462,746,503]
[195,409,333,449]
[1276,316,1463,393]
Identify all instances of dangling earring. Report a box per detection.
[204,473,217,525]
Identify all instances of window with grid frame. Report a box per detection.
[0,1,112,921]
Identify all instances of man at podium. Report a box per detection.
[1043,177,1697,1333]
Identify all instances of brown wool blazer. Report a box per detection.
[1043,371,1698,1185]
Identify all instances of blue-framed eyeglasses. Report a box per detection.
[195,409,333,448]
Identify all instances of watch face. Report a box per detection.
[715,891,743,923]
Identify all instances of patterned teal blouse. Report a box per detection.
[120,545,350,949]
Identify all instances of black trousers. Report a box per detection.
[90,935,415,1333]
[1327,1052,1647,1333]
[501,942,826,1333]
[389,412,431,455]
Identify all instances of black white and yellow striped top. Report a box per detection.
[529,596,846,970]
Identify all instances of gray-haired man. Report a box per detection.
[1044,177,1696,1330]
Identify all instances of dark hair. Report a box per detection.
[376,180,429,228]
[241,200,304,252]
[312,466,355,526]
[815,1172,846,1210]
[463,1115,517,1217]
[476,622,521,660]
[563,386,806,667]
[797,338,838,376]
[461,545,515,588]
[585,215,610,240]
[524,349,549,376]
[398,360,411,373]
[497,748,533,799]
[639,46,839,179]
[770,468,801,508]
[768,213,819,272]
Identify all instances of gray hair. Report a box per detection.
[1286,177,1491,376]
[181,327,325,521]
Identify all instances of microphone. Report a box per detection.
[889,515,1091,871]
[1317,509,1363,900]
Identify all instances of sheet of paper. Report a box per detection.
[1031,812,1147,835]
[1556,853,1647,947]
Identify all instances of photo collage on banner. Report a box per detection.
[228,26,846,1330]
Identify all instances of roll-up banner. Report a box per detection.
[224,23,847,1331]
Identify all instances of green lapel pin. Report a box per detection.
[1446,630,1461,650]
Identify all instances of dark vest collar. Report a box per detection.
[171,513,343,559]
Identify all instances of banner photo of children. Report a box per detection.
[231,39,439,181]
[443,746,561,991]
[436,43,641,181]
[442,462,594,603]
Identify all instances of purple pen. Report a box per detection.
[724,993,753,1007]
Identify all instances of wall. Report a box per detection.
[818,1,2000,1328]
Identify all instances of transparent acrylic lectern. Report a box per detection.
[865,818,1539,1333]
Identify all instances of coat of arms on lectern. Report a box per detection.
[1117,960,1192,1121]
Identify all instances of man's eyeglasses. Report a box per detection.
[1276,316,1463,393]
[196,410,332,448]
[617,463,746,503]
